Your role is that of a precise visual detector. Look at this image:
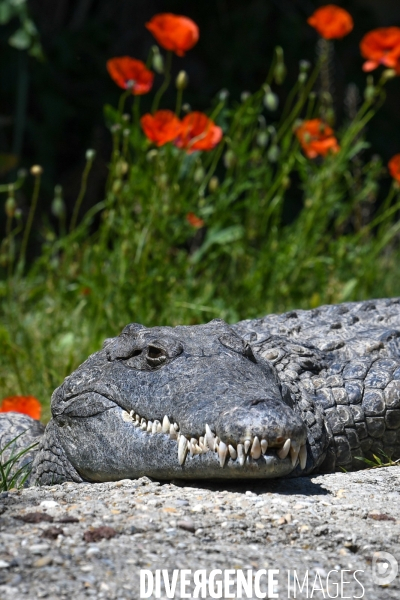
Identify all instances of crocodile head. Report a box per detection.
[43,319,308,482]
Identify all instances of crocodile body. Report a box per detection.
[2,298,400,485]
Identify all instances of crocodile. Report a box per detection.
[2,298,400,486]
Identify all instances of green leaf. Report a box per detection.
[191,225,244,263]
[104,104,121,128]
[9,28,31,50]
[339,278,358,302]
[0,1,14,24]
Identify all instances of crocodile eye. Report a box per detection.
[146,345,167,367]
[244,343,257,364]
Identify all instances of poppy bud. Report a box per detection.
[5,192,16,218]
[116,160,129,177]
[264,87,279,112]
[157,173,168,190]
[364,76,375,102]
[282,175,291,189]
[274,46,287,85]
[17,168,27,180]
[111,123,121,133]
[241,91,251,103]
[112,179,123,194]
[256,130,269,148]
[176,70,189,90]
[85,149,96,162]
[51,185,65,219]
[146,149,158,161]
[30,164,43,176]
[381,69,396,81]
[123,128,130,138]
[182,103,191,113]
[151,46,164,74]
[193,166,205,183]
[14,208,22,220]
[299,60,311,73]
[298,72,307,85]
[122,113,130,122]
[267,145,280,162]
[208,176,219,193]
[223,149,236,169]
[219,89,229,102]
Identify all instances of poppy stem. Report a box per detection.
[69,153,95,232]
[175,87,183,117]
[198,138,226,197]
[152,51,172,114]
[18,172,41,270]
[118,89,132,115]
[132,95,141,126]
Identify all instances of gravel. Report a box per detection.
[0,468,399,599]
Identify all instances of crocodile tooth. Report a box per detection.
[140,422,147,431]
[174,423,179,431]
[244,439,252,454]
[162,416,171,433]
[178,436,188,465]
[129,410,134,418]
[218,441,228,467]
[228,445,237,459]
[299,444,307,470]
[261,439,268,454]
[290,442,300,467]
[205,424,215,451]
[251,436,261,460]
[190,438,197,456]
[147,421,153,433]
[194,444,202,455]
[199,436,205,447]
[169,424,178,440]
[277,438,291,460]
[122,411,133,423]
[199,441,206,452]
[237,443,245,466]
[153,421,160,434]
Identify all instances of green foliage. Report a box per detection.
[0,0,42,58]
[0,432,38,491]
[1,48,400,419]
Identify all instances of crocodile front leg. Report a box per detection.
[31,420,83,485]
[305,357,400,470]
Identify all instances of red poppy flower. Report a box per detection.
[186,212,205,228]
[0,395,42,420]
[146,13,199,57]
[360,27,400,74]
[296,119,340,159]
[140,110,182,146]
[106,57,154,94]
[307,5,353,40]
[175,112,223,153]
[388,154,400,182]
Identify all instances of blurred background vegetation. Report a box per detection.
[1,0,400,224]
[1,0,400,414]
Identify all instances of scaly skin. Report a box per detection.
[2,298,400,486]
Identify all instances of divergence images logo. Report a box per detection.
[372,552,398,586]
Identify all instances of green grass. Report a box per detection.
[0,432,38,491]
[1,49,400,421]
